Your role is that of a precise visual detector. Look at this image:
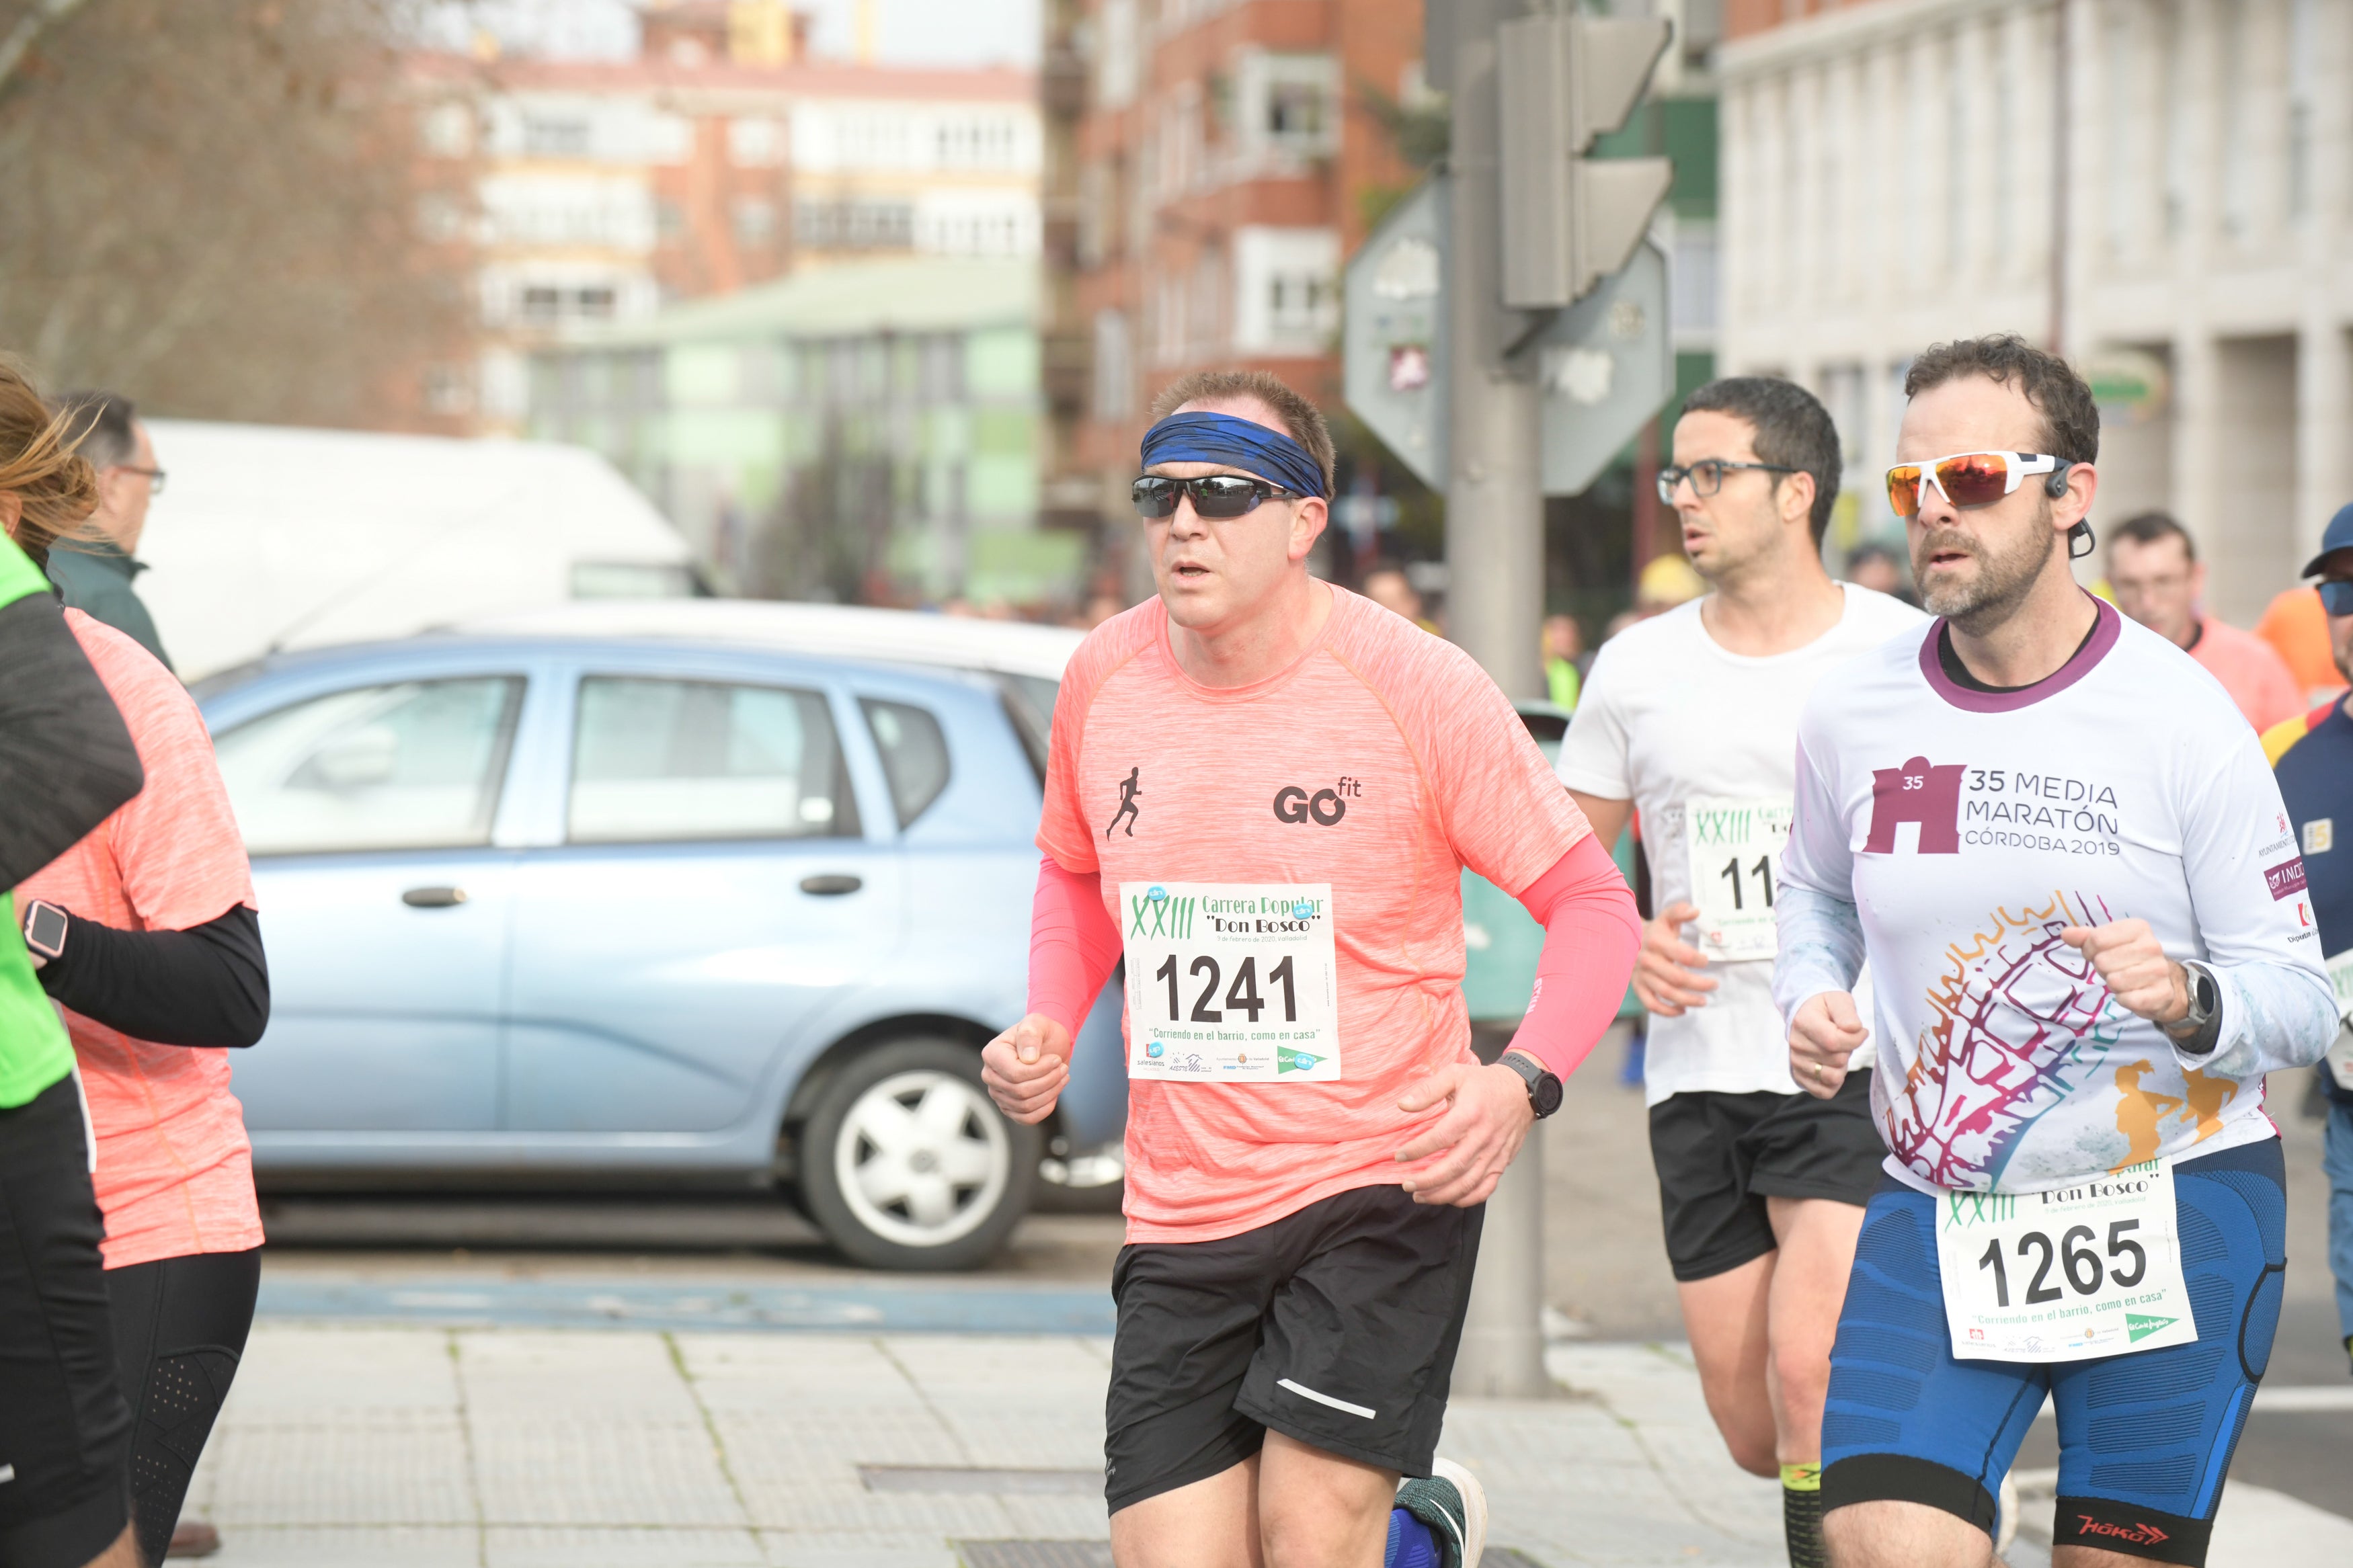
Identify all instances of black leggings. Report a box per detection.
[106,1248,260,1567]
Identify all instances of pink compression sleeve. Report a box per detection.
[1027,856,1123,1038]
[1503,833,1642,1080]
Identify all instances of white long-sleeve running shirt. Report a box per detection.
[1774,597,2336,1196]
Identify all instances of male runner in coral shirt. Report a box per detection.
[982,371,1639,1568]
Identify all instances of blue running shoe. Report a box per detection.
[1394,1457,1488,1568]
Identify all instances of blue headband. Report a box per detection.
[1139,411,1327,500]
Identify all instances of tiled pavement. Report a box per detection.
[182,1325,2353,1567]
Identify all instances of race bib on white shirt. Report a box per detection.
[1684,795,1794,962]
[2325,950,2353,1091]
[1932,1160,2198,1362]
[1121,882,1341,1082]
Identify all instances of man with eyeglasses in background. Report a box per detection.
[1558,377,1925,1568]
[978,368,1640,1568]
[2104,511,2301,733]
[2259,502,2353,1378]
[1778,335,2334,1568]
[47,393,171,673]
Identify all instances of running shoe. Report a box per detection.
[1395,1456,1488,1568]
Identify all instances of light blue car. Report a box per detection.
[194,602,1126,1270]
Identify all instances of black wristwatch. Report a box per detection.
[1499,1050,1563,1119]
[2163,960,2221,1052]
[20,899,67,962]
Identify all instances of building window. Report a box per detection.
[795,199,914,251]
[656,200,686,242]
[1240,52,1339,161]
[521,286,563,322]
[577,286,617,319]
[729,117,784,166]
[1092,308,1133,422]
[423,363,474,416]
[523,115,592,157]
[422,101,473,158]
[734,198,779,244]
[1231,226,1339,354]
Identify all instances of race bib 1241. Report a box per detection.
[1931,1160,2197,1363]
[1120,882,1341,1082]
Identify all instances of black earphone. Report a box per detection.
[2046,462,2094,558]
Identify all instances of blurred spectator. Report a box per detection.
[1543,614,1585,710]
[2107,511,2301,731]
[1634,554,1705,617]
[1079,590,1127,630]
[2257,575,2353,707]
[1843,541,1918,606]
[1362,561,1439,634]
[1603,608,1641,643]
[49,393,171,673]
[0,362,149,1568]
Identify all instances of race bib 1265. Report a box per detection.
[1120,882,1341,1082]
[1931,1160,2198,1363]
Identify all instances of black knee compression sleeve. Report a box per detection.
[107,1249,261,1566]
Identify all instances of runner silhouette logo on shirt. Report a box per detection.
[1106,766,1143,838]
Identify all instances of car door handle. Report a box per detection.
[401,886,469,909]
[799,874,863,897]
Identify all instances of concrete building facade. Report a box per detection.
[530,258,1072,608]
[1716,0,2350,624]
[1041,0,1431,541]
[407,2,1039,438]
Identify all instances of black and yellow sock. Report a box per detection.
[1781,1462,1825,1568]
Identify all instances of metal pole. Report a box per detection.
[2048,0,2071,355]
[1447,0,1550,1401]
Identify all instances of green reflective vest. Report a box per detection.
[0,534,77,1108]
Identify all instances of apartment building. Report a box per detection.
[1716,0,2348,624]
[407,1,1039,436]
[1041,0,1429,538]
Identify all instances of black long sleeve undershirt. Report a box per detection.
[36,903,270,1049]
[0,591,144,886]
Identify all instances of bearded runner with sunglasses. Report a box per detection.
[1558,377,1925,1568]
[981,370,1640,1568]
[1773,336,2335,1568]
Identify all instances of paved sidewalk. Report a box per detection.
[185,1325,2353,1567]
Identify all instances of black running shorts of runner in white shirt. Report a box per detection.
[1102,1184,1482,1513]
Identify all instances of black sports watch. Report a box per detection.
[1499,1050,1563,1119]
[2163,960,2221,1052]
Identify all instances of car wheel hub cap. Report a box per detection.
[835,1069,1010,1249]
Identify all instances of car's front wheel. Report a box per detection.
[799,1038,1039,1270]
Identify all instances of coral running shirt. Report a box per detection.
[1037,587,1590,1243]
[21,612,262,1268]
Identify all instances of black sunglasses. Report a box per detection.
[2320,579,2353,617]
[1131,474,1300,520]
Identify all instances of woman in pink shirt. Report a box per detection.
[13,518,267,1567]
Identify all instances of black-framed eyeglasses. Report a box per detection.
[1132,473,1300,520]
[2319,579,2353,617]
[114,464,166,496]
[1655,458,1796,505]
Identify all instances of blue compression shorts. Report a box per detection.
[1820,1138,2285,1567]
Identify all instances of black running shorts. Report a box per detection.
[1648,1071,1884,1282]
[0,1073,131,1568]
[1103,1182,1482,1514]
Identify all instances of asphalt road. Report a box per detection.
[257,1029,2350,1524]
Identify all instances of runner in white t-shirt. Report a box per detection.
[1773,337,2335,1568]
[1560,377,1924,1568]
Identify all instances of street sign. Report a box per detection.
[1342,177,1450,491]
[1345,180,1670,499]
[1536,237,1671,497]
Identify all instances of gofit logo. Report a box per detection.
[1274,778,1361,826]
